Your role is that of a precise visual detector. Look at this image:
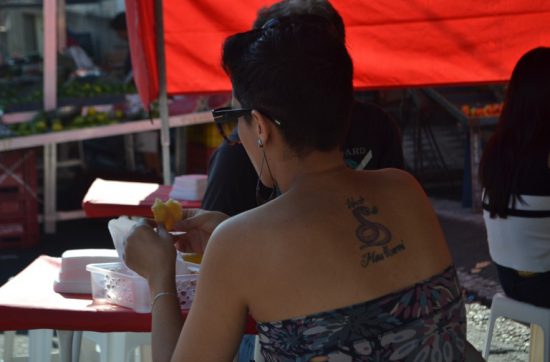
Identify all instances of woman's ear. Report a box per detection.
[251,110,271,145]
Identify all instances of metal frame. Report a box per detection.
[43,0,58,233]
[155,0,171,185]
[422,88,498,212]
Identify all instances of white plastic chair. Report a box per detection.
[483,293,550,362]
[2,331,15,362]
[55,331,150,362]
[82,331,151,362]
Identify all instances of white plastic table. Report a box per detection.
[0,255,259,361]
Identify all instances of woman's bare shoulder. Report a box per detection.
[367,167,420,184]
[204,209,271,264]
[363,168,427,201]
[361,168,445,240]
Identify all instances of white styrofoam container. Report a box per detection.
[87,262,198,313]
[53,249,119,294]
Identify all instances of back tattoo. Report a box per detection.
[347,196,406,268]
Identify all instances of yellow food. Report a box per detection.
[166,199,183,221]
[182,253,203,264]
[151,199,167,222]
[151,198,182,231]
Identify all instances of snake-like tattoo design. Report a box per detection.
[352,205,392,249]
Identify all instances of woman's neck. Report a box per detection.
[273,149,349,193]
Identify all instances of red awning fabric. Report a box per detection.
[126,0,550,106]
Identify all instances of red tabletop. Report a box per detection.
[82,178,202,218]
[0,255,257,334]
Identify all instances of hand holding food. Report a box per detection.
[151,198,183,231]
[124,219,176,283]
[173,209,230,254]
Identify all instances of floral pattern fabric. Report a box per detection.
[257,266,466,361]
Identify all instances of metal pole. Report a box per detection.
[57,0,66,52]
[154,0,171,185]
[43,0,58,233]
[44,0,57,110]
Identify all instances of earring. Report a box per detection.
[257,138,263,148]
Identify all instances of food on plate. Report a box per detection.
[151,198,183,231]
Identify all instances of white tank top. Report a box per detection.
[483,194,550,272]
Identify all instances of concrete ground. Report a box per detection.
[433,199,530,361]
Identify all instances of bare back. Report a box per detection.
[224,168,453,322]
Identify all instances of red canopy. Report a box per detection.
[126,0,550,106]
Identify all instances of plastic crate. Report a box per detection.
[0,150,39,248]
[0,210,39,249]
[0,220,25,248]
[0,150,37,195]
[0,192,28,219]
[87,262,198,313]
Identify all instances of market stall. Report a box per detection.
[0,0,218,235]
[129,0,550,97]
[1,0,550,237]
[126,0,550,209]
[422,87,503,211]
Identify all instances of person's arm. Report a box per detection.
[124,224,183,362]
[149,269,183,362]
[173,208,230,253]
[125,212,239,362]
[172,221,249,361]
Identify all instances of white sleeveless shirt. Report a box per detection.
[483,194,550,272]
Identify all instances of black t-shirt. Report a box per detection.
[201,100,404,216]
[343,101,403,170]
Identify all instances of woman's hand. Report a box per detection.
[124,221,176,289]
[173,209,230,254]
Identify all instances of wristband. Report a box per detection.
[151,291,177,309]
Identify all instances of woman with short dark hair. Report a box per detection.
[125,15,466,361]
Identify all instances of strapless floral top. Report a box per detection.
[257,266,466,361]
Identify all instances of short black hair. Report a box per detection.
[253,0,345,43]
[110,12,127,31]
[222,14,354,156]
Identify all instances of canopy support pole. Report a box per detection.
[155,0,171,185]
[43,0,58,233]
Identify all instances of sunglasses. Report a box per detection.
[211,107,282,146]
[211,107,251,145]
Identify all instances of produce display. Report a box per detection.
[0,95,160,139]
[0,80,137,110]
[461,102,503,118]
[0,86,42,108]
[1,106,125,138]
[59,81,136,98]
